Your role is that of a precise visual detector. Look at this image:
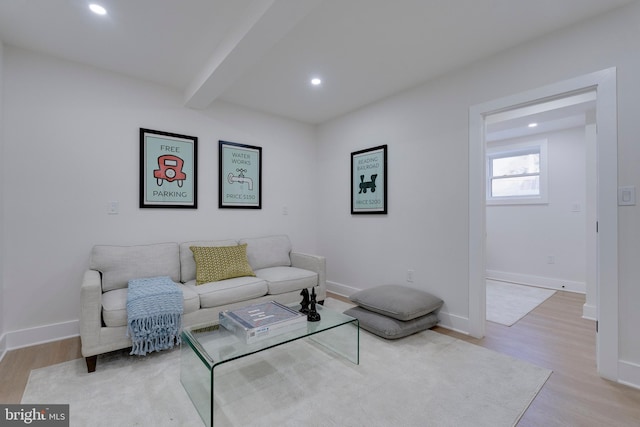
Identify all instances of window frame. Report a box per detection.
[486,139,548,205]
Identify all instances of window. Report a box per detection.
[486,140,547,205]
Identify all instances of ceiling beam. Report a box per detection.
[184,0,322,109]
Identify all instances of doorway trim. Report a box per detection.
[468,68,618,381]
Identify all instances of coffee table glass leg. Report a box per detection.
[309,320,359,364]
[180,343,212,426]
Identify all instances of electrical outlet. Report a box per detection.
[407,269,415,282]
[547,255,555,264]
[107,201,119,215]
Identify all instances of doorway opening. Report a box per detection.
[468,68,618,381]
[484,90,596,326]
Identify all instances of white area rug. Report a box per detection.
[486,280,556,326]
[23,299,551,426]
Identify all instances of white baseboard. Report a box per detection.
[326,280,360,298]
[434,312,470,335]
[618,360,640,390]
[4,320,79,351]
[0,332,7,363]
[486,270,585,293]
[582,303,596,320]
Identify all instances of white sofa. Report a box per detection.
[80,235,326,372]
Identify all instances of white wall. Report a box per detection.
[316,85,471,331]
[1,46,318,347]
[486,127,587,293]
[317,0,640,382]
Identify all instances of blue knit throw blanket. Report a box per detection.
[126,276,183,356]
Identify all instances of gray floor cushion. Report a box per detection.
[349,284,443,321]
[344,306,439,339]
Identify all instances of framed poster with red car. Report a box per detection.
[140,128,197,209]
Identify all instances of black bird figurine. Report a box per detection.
[307,287,321,322]
[299,288,310,314]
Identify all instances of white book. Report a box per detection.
[219,301,307,344]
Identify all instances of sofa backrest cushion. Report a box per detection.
[239,235,292,270]
[90,243,180,292]
[179,239,238,283]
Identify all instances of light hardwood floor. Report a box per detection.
[434,290,640,426]
[1,291,640,426]
[0,336,82,404]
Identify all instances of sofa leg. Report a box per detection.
[85,355,97,373]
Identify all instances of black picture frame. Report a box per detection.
[351,145,387,214]
[139,128,197,209]
[219,140,262,209]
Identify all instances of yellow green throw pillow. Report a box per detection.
[190,244,255,285]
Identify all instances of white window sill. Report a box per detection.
[486,196,548,206]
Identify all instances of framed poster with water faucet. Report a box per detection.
[219,140,262,209]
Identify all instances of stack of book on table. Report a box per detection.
[219,301,307,344]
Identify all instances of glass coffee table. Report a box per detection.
[180,303,359,426]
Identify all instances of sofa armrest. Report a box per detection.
[290,252,326,300]
[80,269,103,355]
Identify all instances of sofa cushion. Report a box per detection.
[344,306,439,339]
[239,235,291,270]
[179,239,238,283]
[102,284,200,328]
[255,266,318,295]
[190,244,255,285]
[180,285,201,314]
[349,284,443,321]
[184,277,268,308]
[102,288,128,327]
[91,243,180,292]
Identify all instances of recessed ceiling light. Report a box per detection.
[528,123,538,128]
[310,78,322,86]
[89,4,107,15]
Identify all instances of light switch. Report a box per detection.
[618,186,636,206]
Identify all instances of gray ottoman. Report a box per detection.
[345,284,443,339]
